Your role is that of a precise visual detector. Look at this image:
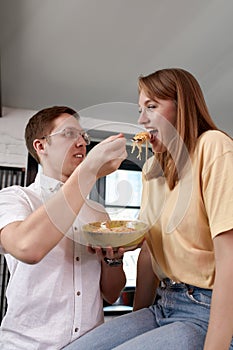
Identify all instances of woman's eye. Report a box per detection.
[138,105,156,114]
[147,105,156,110]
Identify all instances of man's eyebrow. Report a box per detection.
[73,112,80,120]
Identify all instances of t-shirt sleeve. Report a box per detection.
[202,146,233,238]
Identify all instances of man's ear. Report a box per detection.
[33,139,47,158]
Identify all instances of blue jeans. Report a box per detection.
[64,279,233,350]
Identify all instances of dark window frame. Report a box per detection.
[0,166,26,323]
[88,142,145,212]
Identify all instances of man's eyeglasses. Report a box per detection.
[42,127,91,145]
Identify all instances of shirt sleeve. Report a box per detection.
[0,186,32,231]
[202,150,233,238]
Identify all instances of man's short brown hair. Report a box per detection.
[25,106,79,163]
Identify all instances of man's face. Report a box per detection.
[40,113,87,182]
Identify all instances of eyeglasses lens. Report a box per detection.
[64,128,91,145]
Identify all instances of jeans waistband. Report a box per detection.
[159,278,213,298]
[160,278,190,289]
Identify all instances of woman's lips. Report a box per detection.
[148,129,158,143]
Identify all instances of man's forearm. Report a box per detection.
[0,162,96,263]
[101,262,126,304]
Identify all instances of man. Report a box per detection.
[0,106,127,349]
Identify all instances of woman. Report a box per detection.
[64,68,233,350]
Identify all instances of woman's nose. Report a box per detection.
[138,110,150,125]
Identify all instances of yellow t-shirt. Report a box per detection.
[139,130,233,289]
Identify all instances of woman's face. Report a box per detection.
[138,89,177,153]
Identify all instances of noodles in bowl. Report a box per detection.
[82,220,148,250]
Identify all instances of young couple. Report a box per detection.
[0,68,232,350]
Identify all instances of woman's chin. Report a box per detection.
[151,142,166,154]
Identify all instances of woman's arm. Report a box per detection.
[204,228,233,350]
[133,240,159,310]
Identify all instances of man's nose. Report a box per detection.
[74,136,86,147]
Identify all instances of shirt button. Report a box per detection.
[74,327,79,332]
[76,257,80,261]
[74,227,78,231]
[77,291,81,296]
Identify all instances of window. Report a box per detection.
[105,168,142,221]
[104,167,142,287]
[88,141,152,288]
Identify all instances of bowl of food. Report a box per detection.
[82,220,148,250]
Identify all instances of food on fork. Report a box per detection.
[131,131,150,160]
[132,131,150,142]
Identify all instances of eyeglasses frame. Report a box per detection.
[41,127,91,145]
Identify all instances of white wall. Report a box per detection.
[1,0,233,136]
[0,107,34,167]
[1,103,232,169]
[0,106,141,168]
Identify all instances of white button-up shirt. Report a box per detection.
[0,173,108,349]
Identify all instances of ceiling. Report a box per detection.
[1,0,233,135]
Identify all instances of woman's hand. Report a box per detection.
[204,229,233,350]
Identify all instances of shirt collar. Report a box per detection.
[34,172,63,193]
